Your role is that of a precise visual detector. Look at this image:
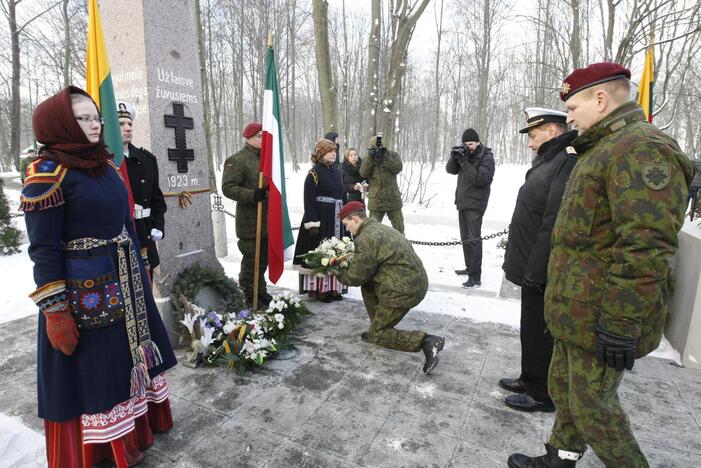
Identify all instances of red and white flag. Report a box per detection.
[260,45,294,283]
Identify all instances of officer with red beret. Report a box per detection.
[509,63,694,467]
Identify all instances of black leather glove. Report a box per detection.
[521,277,545,294]
[596,325,636,371]
[253,188,268,202]
[308,226,320,237]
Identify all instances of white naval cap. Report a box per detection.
[519,107,567,133]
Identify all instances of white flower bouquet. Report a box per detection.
[298,236,355,276]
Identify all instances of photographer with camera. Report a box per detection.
[446,128,495,288]
[359,134,405,234]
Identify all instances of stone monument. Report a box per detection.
[100,0,222,339]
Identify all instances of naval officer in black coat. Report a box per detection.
[118,102,167,275]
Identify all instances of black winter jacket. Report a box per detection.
[446,144,495,212]
[342,157,365,202]
[502,130,578,286]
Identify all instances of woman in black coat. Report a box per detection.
[293,138,348,301]
[342,147,366,202]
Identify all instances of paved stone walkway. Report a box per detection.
[1,295,700,467]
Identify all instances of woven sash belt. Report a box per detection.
[63,227,163,397]
[315,196,343,239]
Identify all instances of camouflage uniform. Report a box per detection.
[359,143,404,234]
[221,143,268,301]
[545,101,694,465]
[338,217,427,351]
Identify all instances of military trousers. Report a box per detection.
[548,339,648,467]
[369,209,405,234]
[361,284,425,352]
[520,290,553,401]
[237,237,268,301]
[458,209,483,279]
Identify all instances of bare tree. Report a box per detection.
[312,0,337,133]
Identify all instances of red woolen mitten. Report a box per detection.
[43,302,79,356]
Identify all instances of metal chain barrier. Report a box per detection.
[212,194,507,244]
[407,227,510,246]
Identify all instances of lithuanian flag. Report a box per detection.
[260,45,294,283]
[637,36,655,123]
[86,0,134,211]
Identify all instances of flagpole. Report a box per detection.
[253,171,264,312]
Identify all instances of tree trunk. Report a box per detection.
[569,0,582,69]
[379,0,430,150]
[194,0,216,188]
[312,0,337,134]
[362,0,381,146]
[9,0,21,170]
[61,0,70,86]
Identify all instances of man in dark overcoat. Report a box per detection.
[500,107,578,413]
[118,102,167,277]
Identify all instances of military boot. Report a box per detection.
[421,335,445,375]
[258,290,273,308]
[508,443,582,468]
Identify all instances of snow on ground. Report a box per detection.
[0,414,45,468]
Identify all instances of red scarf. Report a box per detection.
[32,86,111,176]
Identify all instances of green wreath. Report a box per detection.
[170,264,247,335]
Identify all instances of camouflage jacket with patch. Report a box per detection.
[338,218,427,309]
[359,150,403,211]
[221,143,267,239]
[544,101,694,356]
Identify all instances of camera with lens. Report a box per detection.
[451,144,467,159]
[368,133,386,160]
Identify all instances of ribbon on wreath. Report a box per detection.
[163,188,211,208]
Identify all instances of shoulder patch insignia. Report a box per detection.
[20,159,68,211]
[642,164,671,190]
[565,146,577,155]
[308,169,318,186]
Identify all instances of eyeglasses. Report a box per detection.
[75,115,104,124]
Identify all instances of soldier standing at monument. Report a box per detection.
[359,135,405,234]
[222,122,272,308]
[499,107,578,413]
[508,63,694,467]
[337,201,445,375]
[118,102,167,277]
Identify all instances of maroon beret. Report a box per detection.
[559,62,631,101]
[338,201,366,220]
[242,122,262,138]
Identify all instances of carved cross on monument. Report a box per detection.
[164,102,194,173]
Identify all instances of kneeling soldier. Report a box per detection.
[337,201,444,374]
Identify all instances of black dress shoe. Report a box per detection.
[455,268,469,275]
[505,392,555,413]
[498,377,528,393]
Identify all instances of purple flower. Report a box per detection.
[207,311,222,328]
[236,309,252,320]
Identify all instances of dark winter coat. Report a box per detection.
[342,156,365,202]
[293,162,348,265]
[446,144,495,213]
[125,144,167,269]
[502,130,578,286]
[221,143,267,239]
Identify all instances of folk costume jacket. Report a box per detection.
[21,158,176,422]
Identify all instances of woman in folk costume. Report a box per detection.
[293,138,349,302]
[21,86,177,468]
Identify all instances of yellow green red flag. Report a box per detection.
[637,37,655,123]
[86,0,134,212]
[86,0,122,164]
